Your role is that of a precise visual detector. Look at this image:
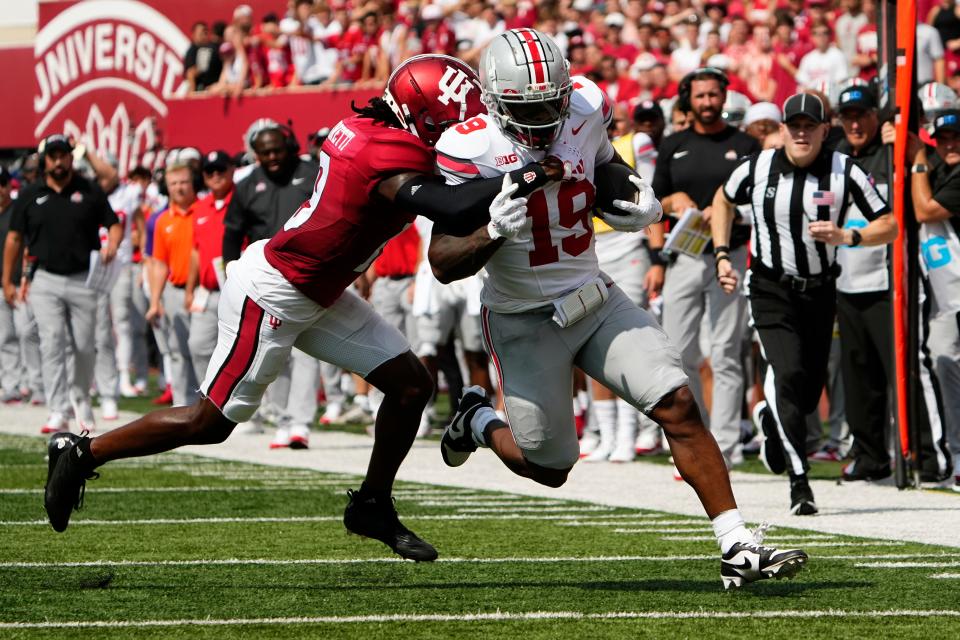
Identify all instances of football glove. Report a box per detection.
[487,173,529,240]
[603,175,663,232]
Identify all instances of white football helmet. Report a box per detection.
[480,28,573,150]
[722,90,753,128]
[919,82,958,132]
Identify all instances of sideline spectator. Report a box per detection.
[3,135,120,432]
[797,25,850,88]
[187,151,234,384]
[148,163,199,407]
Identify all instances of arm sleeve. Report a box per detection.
[98,189,119,228]
[8,194,27,234]
[152,214,169,263]
[932,174,960,214]
[651,137,674,199]
[848,160,890,220]
[222,190,247,262]
[723,156,754,205]
[393,163,551,237]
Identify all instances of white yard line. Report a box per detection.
[560,520,702,527]
[931,573,960,579]
[2,609,960,629]
[0,486,351,495]
[857,562,960,568]
[415,500,565,507]
[660,535,838,542]
[3,553,957,569]
[0,513,664,527]
[455,506,614,513]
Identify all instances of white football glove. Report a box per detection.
[603,174,663,232]
[487,173,529,240]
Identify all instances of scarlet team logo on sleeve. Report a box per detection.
[523,171,537,184]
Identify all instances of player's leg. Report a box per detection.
[44,275,300,532]
[441,306,579,489]
[575,286,734,516]
[578,286,807,586]
[293,289,436,560]
[93,292,120,419]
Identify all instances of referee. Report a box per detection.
[711,93,897,515]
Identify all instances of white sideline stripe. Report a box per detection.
[857,562,960,568]
[4,609,960,629]
[562,520,702,527]
[932,573,960,579]
[4,553,953,569]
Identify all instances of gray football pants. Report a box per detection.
[371,277,417,345]
[94,292,119,400]
[161,286,198,406]
[0,300,19,394]
[16,301,43,397]
[30,270,97,414]
[188,290,220,384]
[111,263,149,384]
[661,247,748,459]
[928,310,960,473]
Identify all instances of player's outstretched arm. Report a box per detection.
[377,158,563,237]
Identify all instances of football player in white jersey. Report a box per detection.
[430,28,807,588]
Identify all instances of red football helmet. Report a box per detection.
[383,54,486,147]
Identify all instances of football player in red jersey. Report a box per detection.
[43,54,565,561]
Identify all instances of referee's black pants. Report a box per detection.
[749,269,836,477]
[837,290,893,474]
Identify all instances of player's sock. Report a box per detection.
[471,406,501,447]
[712,509,753,554]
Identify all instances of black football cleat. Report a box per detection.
[789,475,819,516]
[44,433,99,533]
[343,489,438,562]
[721,525,808,589]
[440,385,490,467]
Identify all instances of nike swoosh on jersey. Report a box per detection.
[197,216,209,224]
[36,195,50,205]
[672,150,690,159]
[292,177,305,185]
[571,122,586,135]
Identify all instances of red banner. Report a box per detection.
[163,88,380,153]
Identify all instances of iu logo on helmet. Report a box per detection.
[437,66,476,120]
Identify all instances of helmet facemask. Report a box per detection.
[486,82,573,150]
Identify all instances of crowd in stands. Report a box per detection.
[183,0,957,103]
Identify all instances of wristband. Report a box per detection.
[508,163,549,198]
[713,244,730,255]
[647,246,667,267]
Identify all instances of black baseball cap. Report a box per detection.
[933,110,960,136]
[836,86,876,113]
[633,100,664,122]
[202,150,233,172]
[783,93,826,123]
[41,134,73,154]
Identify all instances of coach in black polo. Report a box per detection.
[2,134,121,433]
[710,93,897,515]
[649,68,761,467]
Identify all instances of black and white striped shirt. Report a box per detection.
[722,148,889,277]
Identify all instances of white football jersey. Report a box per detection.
[435,76,616,313]
[106,182,144,265]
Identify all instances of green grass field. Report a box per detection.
[2,431,959,639]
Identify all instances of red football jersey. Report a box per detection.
[264,116,434,307]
